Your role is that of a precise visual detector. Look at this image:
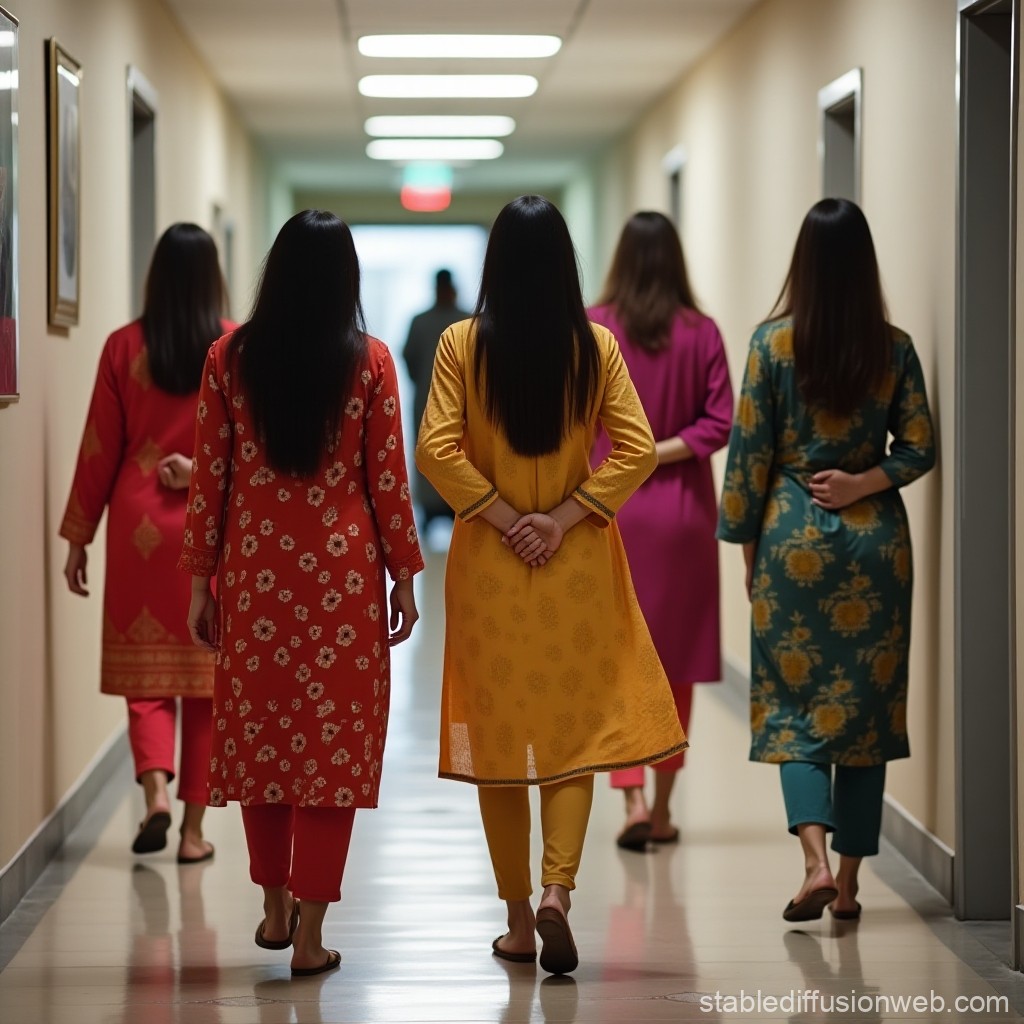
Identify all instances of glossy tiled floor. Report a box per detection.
[2,551,1023,1022]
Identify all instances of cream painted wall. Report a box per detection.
[566,0,955,846]
[0,0,267,865]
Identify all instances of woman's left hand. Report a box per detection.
[157,453,193,490]
[809,469,865,510]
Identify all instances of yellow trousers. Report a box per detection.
[477,775,595,901]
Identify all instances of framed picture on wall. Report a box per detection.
[0,7,18,399]
[46,39,80,328]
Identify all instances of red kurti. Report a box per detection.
[178,334,424,809]
[60,320,235,698]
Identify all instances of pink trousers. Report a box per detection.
[609,683,693,788]
[126,697,212,806]
[240,804,357,903]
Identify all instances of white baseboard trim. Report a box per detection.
[721,654,955,906]
[0,727,129,925]
[881,793,955,905]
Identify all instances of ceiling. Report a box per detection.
[163,0,759,195]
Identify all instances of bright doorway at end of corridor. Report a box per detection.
[350,224,486,353]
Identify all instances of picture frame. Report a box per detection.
[46,38,80,328]
[0,7,18,398]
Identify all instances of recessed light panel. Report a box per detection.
[358,75,537,99]
[358,35,561,59]
[366,139,504,162]
[365,115,516,138]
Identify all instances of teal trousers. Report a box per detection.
[779,761,886,857]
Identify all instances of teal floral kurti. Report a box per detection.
[717,319,935,766]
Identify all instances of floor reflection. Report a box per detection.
[1,558,1022,1022]
[128,862,222,1024]
[783,926,881,1024]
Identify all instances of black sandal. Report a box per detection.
[131,811,172,855]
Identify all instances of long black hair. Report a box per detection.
[598,211,701,351]
[472,195,598,456]
[768,198,892,416]
[142,223,226,394]
[234,210,367,476]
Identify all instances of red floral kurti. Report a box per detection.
[60,320,235,698]
[178,333,424,809]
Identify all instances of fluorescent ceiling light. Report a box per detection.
[358,34,561,59]
[365,115,515,138]
[358,75,537,99]
[366,139,504,162]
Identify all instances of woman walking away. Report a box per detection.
[717,198,935,922]
[61,223,233,862]
[590,212,733,851]
[416,195,686,975]
[180,210,423,976]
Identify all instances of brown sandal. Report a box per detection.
[535,906,578,975]
[255,900,300,950]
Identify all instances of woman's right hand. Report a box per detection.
[64,543,89,596]
[388,578,419,645]
[187,581,220,651]
[507,513,562,567]
[157,453,193,490]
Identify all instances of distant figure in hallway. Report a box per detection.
[416,195,686,975]
[717,198,935,922]
[589,212,733,852]
[60,223,233,863]
[403,269,470,532]
[180,210,423,977]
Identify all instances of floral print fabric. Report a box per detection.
[179,334,423,807]
[717,319,935,766]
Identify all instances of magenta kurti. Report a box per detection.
[589,305,733,683]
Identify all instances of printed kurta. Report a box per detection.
[589,305,733,683]
[717,319,936,766]
[59,320,235,698]
[178,334,424,809]
[415,319,688,786]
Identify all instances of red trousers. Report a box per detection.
[126,697,212,805]
[240,804,356,903]
[609,683,693,788]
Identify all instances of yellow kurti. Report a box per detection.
[416,320,688,785]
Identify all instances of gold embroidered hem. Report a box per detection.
[178,545,218,576]
[100,642,215,699]
[439,740,690,787]
[574,484,614,521]
[459,486,497,520]
[59,499,99,546]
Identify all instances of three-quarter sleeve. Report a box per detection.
[415,327,500,521]
[178,346,233,576]
[364,345,425,581]
[60,338,127,545]
[679,322,734,460]
[716,331,776,543]
[573,334,657,527]
[878,338,936,487]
